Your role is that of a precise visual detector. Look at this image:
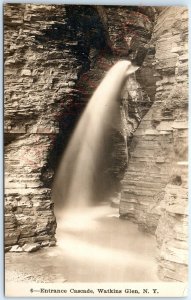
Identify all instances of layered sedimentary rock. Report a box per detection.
[4,4,156,249]
[4,4,108,249]
[120,7,188,281]
[4,3,188,284]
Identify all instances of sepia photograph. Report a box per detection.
[4,3,188,297]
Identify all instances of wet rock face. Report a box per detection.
[4,4,156,248]
[120,7,188,281]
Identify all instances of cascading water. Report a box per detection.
[47,61,159,282]
[53,60,139,214]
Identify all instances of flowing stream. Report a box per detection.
[5,205,159,283]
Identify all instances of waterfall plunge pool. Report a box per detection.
[5,203,159,283]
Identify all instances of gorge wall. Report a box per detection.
[4,4,156,250]
[120,7,188,282]
[4,4,188,282]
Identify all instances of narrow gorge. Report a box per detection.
[4,4,188,284]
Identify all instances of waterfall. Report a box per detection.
[53,60,139,212]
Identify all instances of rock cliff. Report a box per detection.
[120,7,188,281]
[4,4,155,249]
[4,4,188,282]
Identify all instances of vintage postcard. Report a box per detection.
[4,3,188,297]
